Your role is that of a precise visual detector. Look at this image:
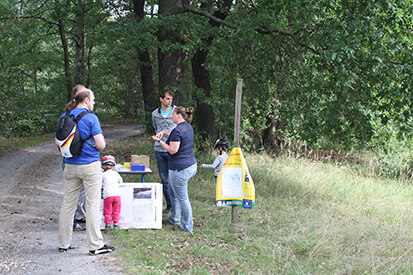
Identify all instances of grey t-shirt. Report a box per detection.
[152,106,176,152]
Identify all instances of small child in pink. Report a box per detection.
[102,155,123,229]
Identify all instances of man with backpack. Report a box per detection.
[55,88,115,256]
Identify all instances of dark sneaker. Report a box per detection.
[113,224,119,229]
[58,246,75,252]
[173,225,193,236]
[162,219,173,225]
[162,208,171,214]
[173,224,183,231]
[89,245,115,256]
[105,224,112,230]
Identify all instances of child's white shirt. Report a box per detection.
[102,170,123,199]
[201,154,228,176]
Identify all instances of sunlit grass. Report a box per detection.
[102,135,413,274]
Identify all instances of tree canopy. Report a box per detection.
[1,0,411,159]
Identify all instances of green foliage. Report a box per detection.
[0,0,411,181]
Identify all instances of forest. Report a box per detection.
[1,0,412,179]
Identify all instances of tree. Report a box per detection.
[190,0,233,141]
[158,0,190,105]
[133,0,156,120]
[184,0,412,149]
[73,0,86,86]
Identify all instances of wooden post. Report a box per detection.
[232,78,243,223]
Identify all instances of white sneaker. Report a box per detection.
[73,223,85,231]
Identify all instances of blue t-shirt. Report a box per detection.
[167,122,196,171]
[160,107,173,117]
[59,108,103,165]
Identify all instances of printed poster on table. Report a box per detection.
[216,147,255,209]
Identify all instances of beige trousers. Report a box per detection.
[59,161,104,250]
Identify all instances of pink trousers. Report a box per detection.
[103,196,121,225]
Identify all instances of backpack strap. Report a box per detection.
[73,111,90,123]
[73,111,93,142]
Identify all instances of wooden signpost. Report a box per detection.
[232,78,243,223]
[215,78,254,223]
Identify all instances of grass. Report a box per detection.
[0,133,55,156]
[102,134,413,274]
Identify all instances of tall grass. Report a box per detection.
[104,135,413,274]
[276,140,412,182]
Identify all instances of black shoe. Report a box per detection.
[162,208,171,214]
[162,219,173,225]
[58,246,75,252]
[89,244,115,256]
[173,224,183,231]
[173,225,193,235]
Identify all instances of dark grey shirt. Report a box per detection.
[152,106,176,152]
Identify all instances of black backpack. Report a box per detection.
[55,110,92,158]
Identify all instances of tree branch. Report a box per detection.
[182,5,320,55]
[183,5,238,29]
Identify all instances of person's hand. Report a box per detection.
[152,135,161,142]
[199,164,203,168]
[155,131,164,139]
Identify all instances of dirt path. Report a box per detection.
[0,124,144,274]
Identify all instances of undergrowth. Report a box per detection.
[103,134,413,274]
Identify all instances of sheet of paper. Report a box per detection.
[221,167,242,198]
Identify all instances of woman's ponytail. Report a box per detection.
[65,89,91,112]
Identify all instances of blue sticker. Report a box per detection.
[243,199,252,209]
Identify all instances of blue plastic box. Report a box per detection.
[131,163,145,171]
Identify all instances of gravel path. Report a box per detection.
[0,124,144,274]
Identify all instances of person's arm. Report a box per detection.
[89,114,105,151]
[166,141,180,155]
[201,156,221,169]
[151,135,180,155]
[94,133,106,151]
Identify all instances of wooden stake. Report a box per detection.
[232,78,243,223]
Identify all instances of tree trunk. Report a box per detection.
[191,47,215,139]
[57,19,72,101]
[74,0,86,86]
[133,0,156,112]
[86,42,93,88]
[191,0,233,140]
[158,0,189,106]
[263,112,285,152]
[139,51,156,109]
